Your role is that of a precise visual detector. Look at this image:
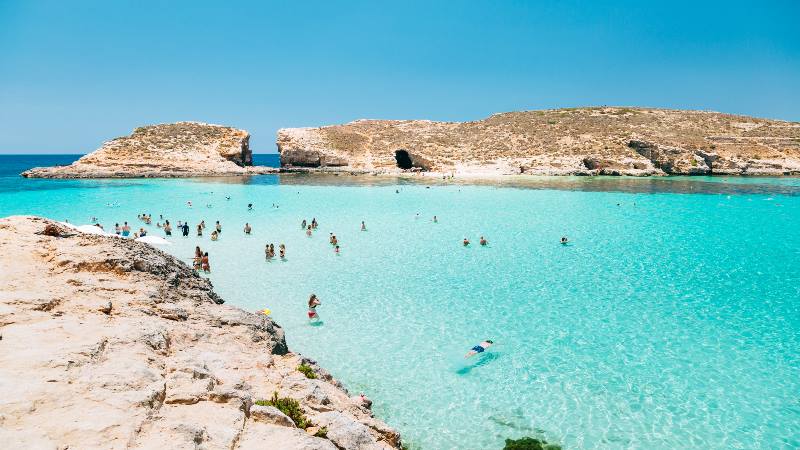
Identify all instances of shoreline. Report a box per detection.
[0,216,401,449]
[19,163,800,180]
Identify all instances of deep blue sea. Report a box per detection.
[1,154,798,449]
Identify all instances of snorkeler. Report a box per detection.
[465,340,494,358]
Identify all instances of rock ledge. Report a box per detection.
[0,216,400,449]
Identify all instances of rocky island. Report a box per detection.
[277,107,800,176]
[21,122,277,178]
[0,216,400,449]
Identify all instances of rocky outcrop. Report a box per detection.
[0,216,400,449]
[277,107,800,176]
[22,122,278,178]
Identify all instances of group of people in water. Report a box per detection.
[265,243,286,260]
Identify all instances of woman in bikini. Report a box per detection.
[307,294,321,321]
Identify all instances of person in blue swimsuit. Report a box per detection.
[465,340,493,358]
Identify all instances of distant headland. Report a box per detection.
[22,107,800,178]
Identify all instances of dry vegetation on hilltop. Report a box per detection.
[277,107,800,176]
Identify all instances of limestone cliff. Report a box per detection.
[277,107,800,176]
[22,122,275,178]
[0,216,400,450]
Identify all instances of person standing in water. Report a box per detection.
[182,222,190,237]
[122,222,131,237]
[311,218,318,229]
[215,221,222,234]
[197,223,203,237]
[279,244,286,259]
[479,236,488,246]
[433,215,438,223]
[301,219,307,229]
[164,220,172,236]
[114,223,121,235]
[307,294,321,321]
[463,237,470,246]
[201,252,210,272]
[306,225,313,237]
[244,223,252,234]
[361,221,366,231]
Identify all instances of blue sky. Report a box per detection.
[1,0,798,154]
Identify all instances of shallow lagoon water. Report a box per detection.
[2,156,799,449]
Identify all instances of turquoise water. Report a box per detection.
[2,156,799,449]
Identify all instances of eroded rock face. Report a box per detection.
[277,108,800,176]
[21,122,275,178]
[0,216,400,449]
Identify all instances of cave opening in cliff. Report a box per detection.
[395,150,414,170]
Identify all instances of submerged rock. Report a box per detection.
[0,216,400,449]
[277,107,800,176]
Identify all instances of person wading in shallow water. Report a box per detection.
[307,294,321,321]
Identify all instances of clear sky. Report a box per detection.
[1,0,798,154]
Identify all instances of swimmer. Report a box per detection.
[479,236,488,246]
[465,340,494,358]
[248,203,253,210]
[139,227,147,237]
[244,223,252,234]
[187,201,193,207]
[361,221,366,231]
[560,236,569,245]
[463,238,470,246]
[225,196,231,200]
[307,294,321,321]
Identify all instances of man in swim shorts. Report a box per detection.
[465,340,493,358]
